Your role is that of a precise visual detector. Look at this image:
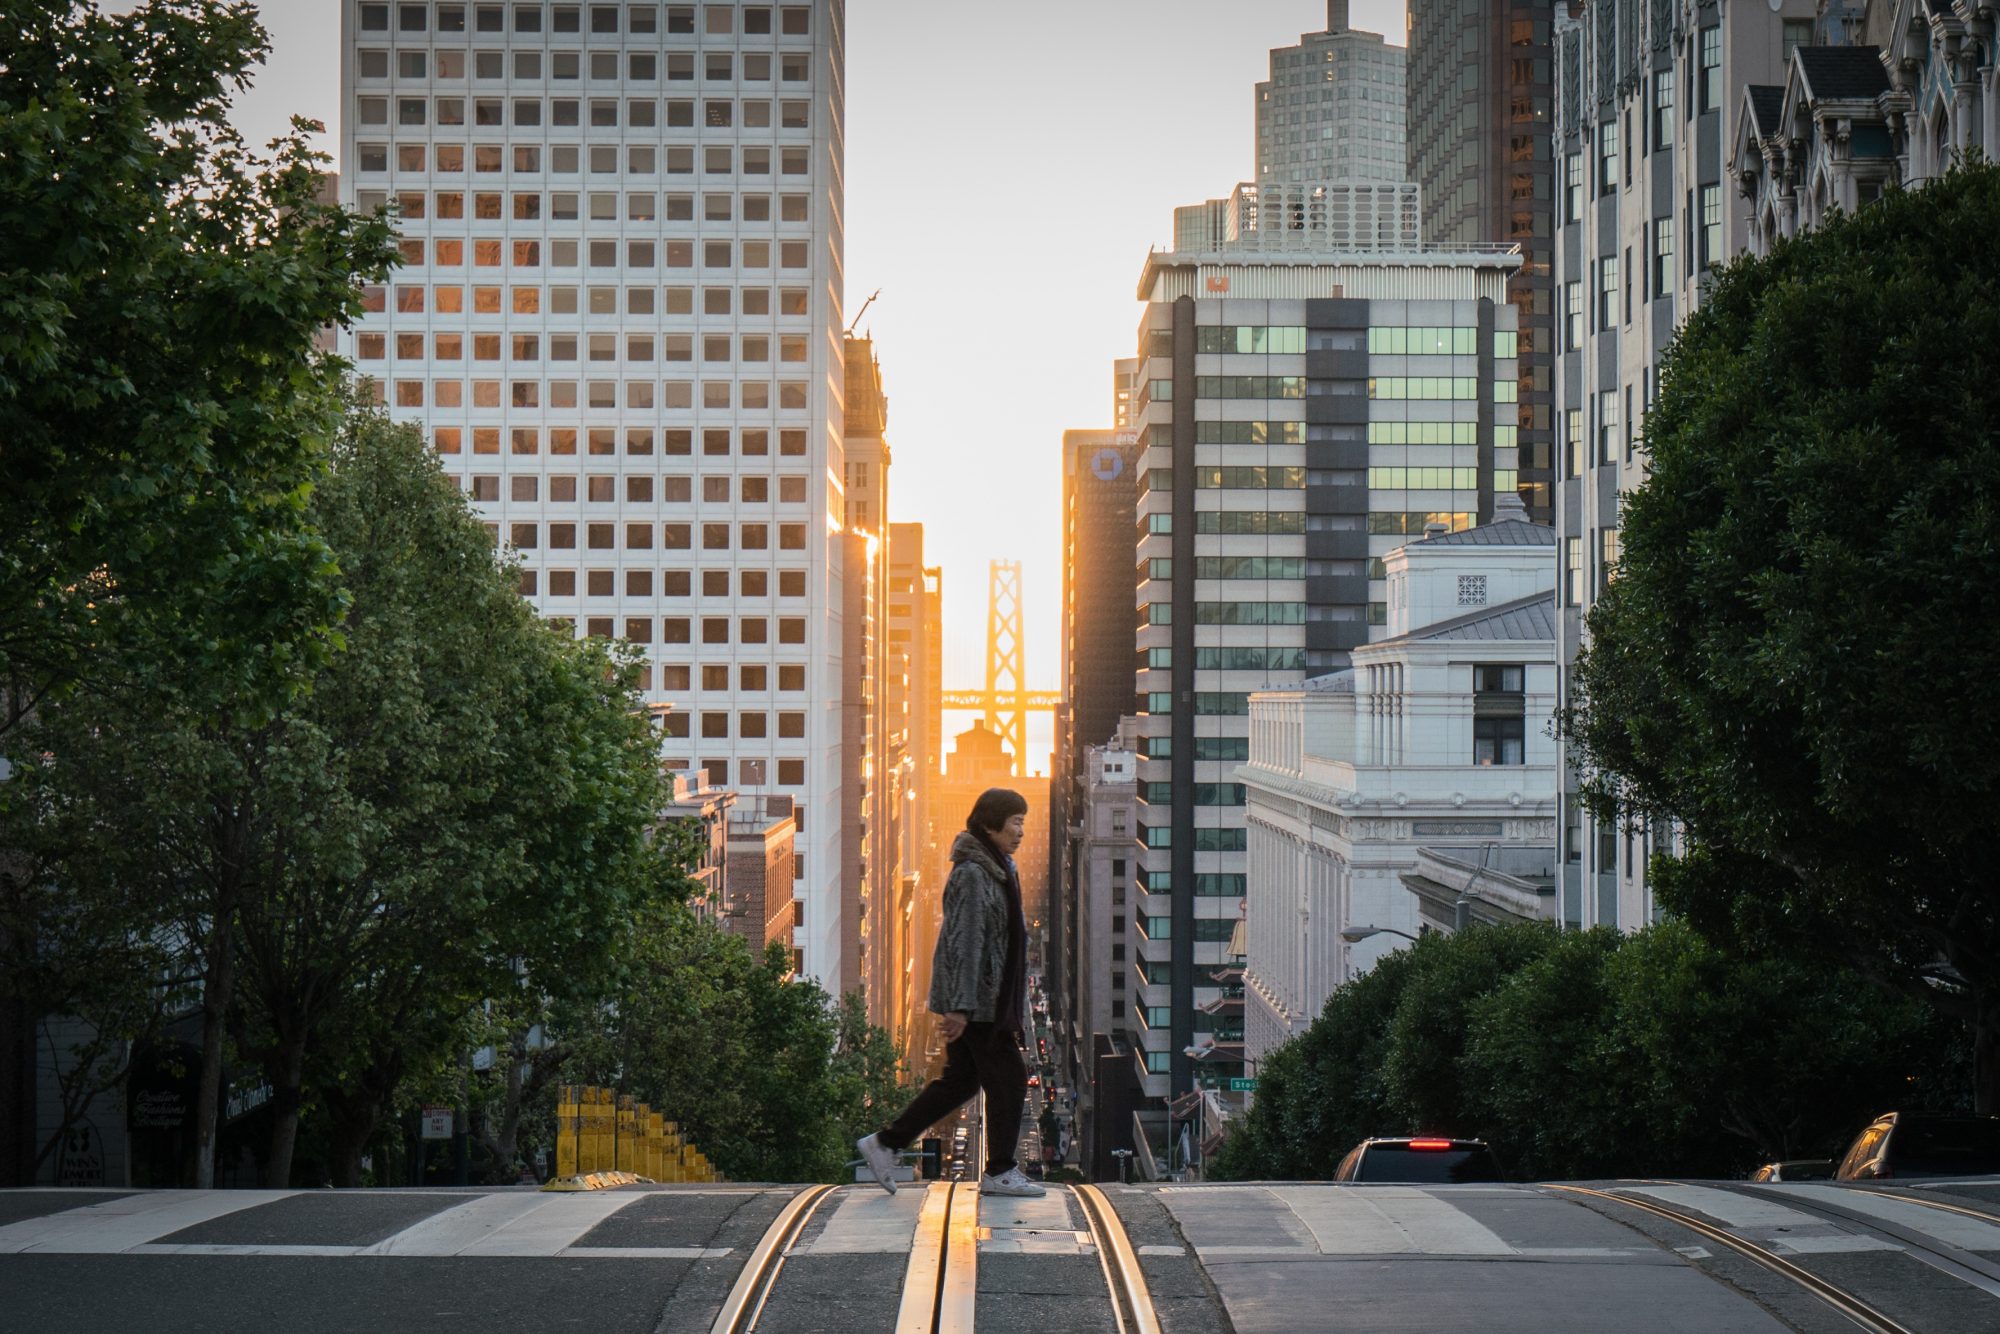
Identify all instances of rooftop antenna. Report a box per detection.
[845,288,881,337]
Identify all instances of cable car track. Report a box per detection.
[715,1181,1160,1333]
[1548,1183,1920,1334]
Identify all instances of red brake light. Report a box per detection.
[1409,1139,1454,1151]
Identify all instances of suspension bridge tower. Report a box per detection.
[983,560,1026,777]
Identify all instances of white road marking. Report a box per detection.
[552,1245,733,1258]
[976,1188,1090,1254]
[791,1185,925,1254]
[452,1192,648,1256]
[1778,1185,2000,1252]
[1136,1243,1186,1257]
[117,1241,733,1258]
[1624,1186,1898,1255]
[1270,1186,1515,1256]
[1626,1186,1820,1230]
[0,1190,295,1254]
[976,1226,1094,1255]
[362,1193,552,1256]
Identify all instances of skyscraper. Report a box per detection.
[1405,1,1556,521]
[339,0,850,985]
[1254,1,1408,187]
[1049,427,1140,1094]
[888,522,936,1048]
[841,336,892,1014]
[1131,242,1519,1100]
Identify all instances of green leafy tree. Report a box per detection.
[1459,928,1631,1180]
[0,0,395,731]
[554,907,917,1184]
[0,662,280,1188]
[1209,948,1418,1180]
[829,991,920,1156]
[226,404,677,1186]
[1601,922,1963,1169]
[1379,924,1557,1135]
[1563,163,2000,1109]
[1216,925,1968,1182]
[1,404,679,1188]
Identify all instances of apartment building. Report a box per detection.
[338,0,850,984]
[1551,0,1814,931]
[1073,725,1140,1171]
[724,793,798,954]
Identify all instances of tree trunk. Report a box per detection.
[261,1035,307,1188]
[326,1104,378,1189]
[1977,1007,2000,1116]
[491,1031,527,1172]
[192,908,235,1190]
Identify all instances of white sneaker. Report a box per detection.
[980,1165,1046,1197]
[856,1133,898,1195]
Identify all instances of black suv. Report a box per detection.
[1835,1112,2000,1181]
[1333,1137,1504,1184]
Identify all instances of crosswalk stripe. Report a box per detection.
[1270,1185,1515,1256]
[453,1191,648,1256]
[361,1192,552,1256]
[977,1187,1090,1255]
[1778,1184,2000,1253]
[1621,1186,1898,1255]
[0,1190,295,1254]
[1626,1185,1821,1230]
[791,1182,925,1253]
[555,1245,734,1259]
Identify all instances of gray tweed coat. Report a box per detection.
[926,831,1017,1025]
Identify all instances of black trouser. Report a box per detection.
[877,1021,1026,1175]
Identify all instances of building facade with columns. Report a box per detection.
[1238,511,1558,1064]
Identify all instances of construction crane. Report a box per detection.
[845,288,881,337]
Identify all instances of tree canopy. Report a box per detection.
[1562,163,2000,1109]
[0,0,394,732]
[1211,923,1965,1182]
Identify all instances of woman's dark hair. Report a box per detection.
[965,787,1028,834]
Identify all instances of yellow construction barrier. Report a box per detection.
[540,1083,723,1190]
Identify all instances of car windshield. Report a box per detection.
[1355,1145,1502,1183]
[1890,1118,2000,1174]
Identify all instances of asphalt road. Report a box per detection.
[4,1177,2000,1332]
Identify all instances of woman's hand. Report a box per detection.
[940,1011,970,1042]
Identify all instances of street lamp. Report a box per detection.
[1340,925,1419,944]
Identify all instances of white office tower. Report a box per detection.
[340,1,849,983]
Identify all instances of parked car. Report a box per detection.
[1749,1159,1836,1183]
[1333,1137,1503,1184]
[1834,1112,2000,1181]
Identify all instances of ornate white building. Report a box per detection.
[1238,509,1558,1065]
[1734,1,1997,256]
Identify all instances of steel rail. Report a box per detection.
[1547,1184,1918,1334]
[893,1182,958,1334]
[708,1183,839,1334]
[1858,1184,2000,1231]
[1073,1184,1164,1334]
[1731,1184,2000,1301]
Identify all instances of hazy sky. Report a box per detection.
[226,0,1409,693]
